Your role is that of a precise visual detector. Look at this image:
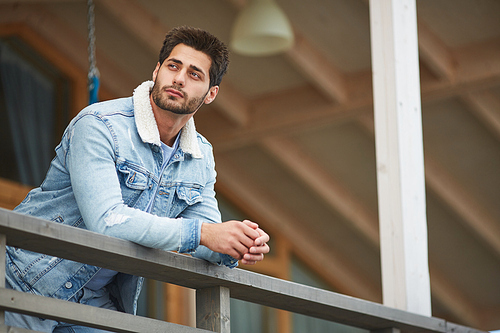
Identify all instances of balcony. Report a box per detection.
[0,208,485,333]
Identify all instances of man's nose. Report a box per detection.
[173,70,186,87]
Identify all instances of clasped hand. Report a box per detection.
[200,220,270,265]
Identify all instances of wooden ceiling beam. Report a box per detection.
[424,158,500,258]
[460,90,500,141]
[212,83,250,126]
[285,32,348,104]
[424,38,500,102]
[262,136,379,246]
[214,155,381,302]
[416,21,457,81]
[97,0,165,55]
[429,265,483,327]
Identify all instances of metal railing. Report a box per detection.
[0,208,485,333]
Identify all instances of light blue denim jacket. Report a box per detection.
[5,81,237,314]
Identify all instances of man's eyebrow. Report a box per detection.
[189,64,205,76]
[169,58,183,65]
[168,58,206,77]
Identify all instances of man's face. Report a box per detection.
[151,43,217,115]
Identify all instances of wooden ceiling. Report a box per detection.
[1,0,499,330]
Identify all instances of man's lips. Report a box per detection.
[165,88,184,98]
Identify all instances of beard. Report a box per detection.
[151,81,206,115]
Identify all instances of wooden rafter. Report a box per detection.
[262,136,379,245]
[461,90,500,141]
[285,32,347,103]
[417,21,457,81]
[424,158,500,257]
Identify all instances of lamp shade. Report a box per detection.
[231,0,294,56]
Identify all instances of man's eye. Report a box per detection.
[190,72,201,79]
[168,64,178,70]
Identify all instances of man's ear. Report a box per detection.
[152,62,161,82]
[204,86,219,105]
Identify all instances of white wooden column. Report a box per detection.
[369,0,432,316]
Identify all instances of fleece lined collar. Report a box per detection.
[132,80,203,158]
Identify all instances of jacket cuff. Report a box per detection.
[219,254,239,268]
[178,218,202,253]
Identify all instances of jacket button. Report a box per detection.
[65,282,73,289]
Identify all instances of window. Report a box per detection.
[0,36,70,187]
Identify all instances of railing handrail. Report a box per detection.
[0,208,485,333]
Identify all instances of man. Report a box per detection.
[5,26,270,332]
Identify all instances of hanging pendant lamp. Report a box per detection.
[231,0,294,56]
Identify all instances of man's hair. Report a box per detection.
[158,26,229,88]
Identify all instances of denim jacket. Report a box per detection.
[5,81,237,314]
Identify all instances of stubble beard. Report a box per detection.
[151,81,206,115]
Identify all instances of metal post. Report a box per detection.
[196,286,230,333]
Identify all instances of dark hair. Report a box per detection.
[158,26,229,88]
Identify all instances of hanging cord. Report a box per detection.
[87,0,100,105]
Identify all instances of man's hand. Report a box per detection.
[241,222,270,265]
[200,220,270,265]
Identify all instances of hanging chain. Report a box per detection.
[87,0,100,104]
[87,0,99,82]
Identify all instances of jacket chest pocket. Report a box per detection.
[117,163,150,207]
[168,184,204,216]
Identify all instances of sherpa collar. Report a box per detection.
[132,80,203,158]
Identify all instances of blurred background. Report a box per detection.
[0,0,499,331]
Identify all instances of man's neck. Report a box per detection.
[150,98,193,147]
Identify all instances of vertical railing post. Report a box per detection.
[196,286,230,333]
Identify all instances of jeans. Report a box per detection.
[5,280,117,333]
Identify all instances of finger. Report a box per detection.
[254,228,270,246]
[243,253,264,262]
[227,246,245,260]
[249,243,270,254]
[235,230,257,249]
[241,220,259,229]
[240,259,257,265]
[231,239,253,258]
[239,222,260,241]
